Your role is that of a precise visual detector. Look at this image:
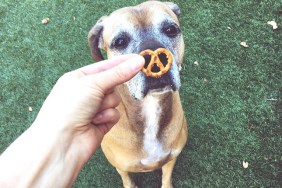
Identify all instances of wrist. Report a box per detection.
[30,119,88,167]
[30,122,87,187]
[0,121,86,187]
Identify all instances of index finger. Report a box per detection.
[84,55,145,92]
[78,54,139,76]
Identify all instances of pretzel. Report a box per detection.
[139,48,173,78]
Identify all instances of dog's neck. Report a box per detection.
[117,84,177,163]
[117,84,174,130]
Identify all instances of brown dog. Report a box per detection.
[88,1,188,187]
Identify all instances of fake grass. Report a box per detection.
[0,0,281,187]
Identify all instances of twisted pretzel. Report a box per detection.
[139,48,173,78]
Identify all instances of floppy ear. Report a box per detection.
[164,2,181,18]
[88,16,107,62]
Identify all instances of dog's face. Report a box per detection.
[88,1,185,99]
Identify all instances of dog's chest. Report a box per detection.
[140,96,170,165]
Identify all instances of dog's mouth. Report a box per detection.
[143,73,177,96]
[127,46,181,99]
[142,50,175,96]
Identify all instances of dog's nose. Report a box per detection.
[142,50,170,73]
[139,40,165,52]
[139,40,169,76]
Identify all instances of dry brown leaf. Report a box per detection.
[240,41,249,48]
[267,20,278,30]
[42,18,50,24]
[242,161,249,169]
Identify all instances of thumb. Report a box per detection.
[85,55,145,92]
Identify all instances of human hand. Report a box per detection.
[0,54,144,187]
[33,54,144,163]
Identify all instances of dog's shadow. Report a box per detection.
[130,170,162,188]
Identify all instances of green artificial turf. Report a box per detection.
[0,0,281,187]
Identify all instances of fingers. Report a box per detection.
[92,108,120,126]
[77,54,140,76]
[92,90,121,126]
[98,90,121,112]
[92,104,121,136]
[95,122,116,136]
[83,55,145,93]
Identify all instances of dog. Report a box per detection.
[88,1,188,187]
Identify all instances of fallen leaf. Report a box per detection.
[240,41,249,48]
[178,65,182,71]
[28,106,33,112]
[267,98,278,101]
[42,18,50,24]
[243,161,249,169]
[267,20,278,30]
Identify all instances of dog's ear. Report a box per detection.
[88,16,107,62]
[164,2,181,18]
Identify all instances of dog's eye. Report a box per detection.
[162,24,180,38]
[112,35,130,49]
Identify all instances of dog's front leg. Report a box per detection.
[116,168,137,188]
[161,158,177,188]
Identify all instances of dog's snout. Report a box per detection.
[139,40,165,52]
[139,40,171,75]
